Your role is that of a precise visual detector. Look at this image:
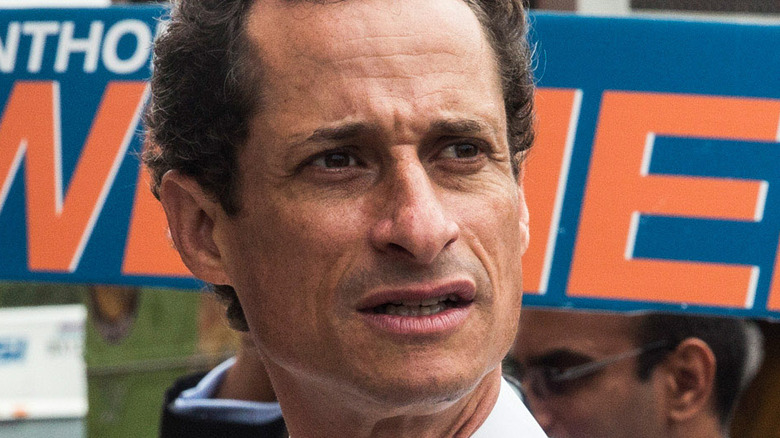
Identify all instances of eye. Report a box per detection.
[310,151,358,169]
[439,142,482,159]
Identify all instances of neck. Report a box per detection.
[216,341,277,402]
[272,366,503,438]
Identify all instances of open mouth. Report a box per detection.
[368,293,471,317]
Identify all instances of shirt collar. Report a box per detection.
[470,377,548,437]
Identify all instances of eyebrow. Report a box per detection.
[303,122,382,145]
[297,118,494,147]
[430,118,492,136]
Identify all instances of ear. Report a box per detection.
[516,166,530,255]
[661,338,717,424]
[158,170,232,286]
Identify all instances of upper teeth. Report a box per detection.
[385,303,446,316]
[390,294,458,307]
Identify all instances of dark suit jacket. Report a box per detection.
[159,372,287,438]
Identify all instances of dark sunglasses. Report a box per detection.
[505,340,670,400]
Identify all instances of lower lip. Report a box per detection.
[359,305,472,336]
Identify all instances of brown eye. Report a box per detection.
[441,143,481,159]
[313,152,357,168]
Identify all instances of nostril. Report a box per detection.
[387,242,414,257]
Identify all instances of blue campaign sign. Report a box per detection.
[521,14,780,317]
[0,6,199,289]
[0,8,778,318]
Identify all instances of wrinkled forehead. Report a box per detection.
[245,0,492,75]
[515,309,641,357]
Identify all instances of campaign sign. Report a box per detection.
[522,15,780,318]
[0,7,186,287]
[0,8,778,318]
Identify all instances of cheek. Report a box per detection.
[224,203,362,333]
[570,378,651,436]
[552,396,611,437]
[234,197,363,271]
[462,191,525,293]
[456,190,525,351]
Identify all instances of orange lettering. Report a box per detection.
[122,165,191,277]
[0,81,148,272]
[523,88,581,294]
[769,239,780,312]
[569,92,780,307]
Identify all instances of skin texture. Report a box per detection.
[512,309,723,438]
[159,0,529,436]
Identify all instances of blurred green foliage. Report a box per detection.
[0,282,82,307]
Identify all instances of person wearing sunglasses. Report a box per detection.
[507,309,763,438]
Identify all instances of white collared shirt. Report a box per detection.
[471,378,548,437]
[170,357,284,424]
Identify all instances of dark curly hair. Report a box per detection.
[143,0,536,331]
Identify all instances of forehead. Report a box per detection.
[516,310,640,357]
[241,0,505,152]
[244,0,497,105]
[247,0,487,64]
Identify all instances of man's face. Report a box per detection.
[213,0,529,409]
[512,310,666,438]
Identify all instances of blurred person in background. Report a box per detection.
[508,308,763,438]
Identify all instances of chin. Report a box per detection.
[354,365,487,411]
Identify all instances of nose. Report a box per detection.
[369,156,459,264]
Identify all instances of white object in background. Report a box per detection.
[0,305,87,421]
[0,0,110,8]
[577,0,631,15]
